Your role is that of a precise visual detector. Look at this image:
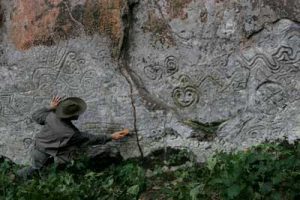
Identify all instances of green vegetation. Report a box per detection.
[1,140,300,199]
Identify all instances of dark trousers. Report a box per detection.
[17,142,120,179]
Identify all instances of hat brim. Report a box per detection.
[55,97,87,119]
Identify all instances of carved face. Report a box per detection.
[144,64,163,80]
[143,55,179,80]
[172,86,199,107]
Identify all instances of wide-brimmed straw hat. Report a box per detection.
[55,97,87,119]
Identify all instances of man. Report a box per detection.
[17,96,129,178]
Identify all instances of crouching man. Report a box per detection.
[17,96,129,178]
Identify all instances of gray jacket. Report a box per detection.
[32,107,111,160]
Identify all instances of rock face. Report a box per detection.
[0,0,299,164]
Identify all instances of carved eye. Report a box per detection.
[77,59,86,65]
[186,92,192,97]
[176,92,181,98]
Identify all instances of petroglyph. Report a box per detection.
[255,81,288,115]
[32,50,99,98]
[172,75,199,108]
[144,64,164,80]
[241,46,299,76]
[23,138,33,149]
[0,94,35,123]
[144,56,179,80]
[146,127,182,142]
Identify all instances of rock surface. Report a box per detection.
[0,0,299,164]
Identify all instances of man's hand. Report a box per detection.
[112,128,129,140]
[50,96,62,109]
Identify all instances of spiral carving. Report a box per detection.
[164,56,178,76]
[144,55,179,80]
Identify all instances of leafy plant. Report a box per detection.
[1,140,300,199]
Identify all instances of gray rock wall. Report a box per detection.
[0,0,299,164]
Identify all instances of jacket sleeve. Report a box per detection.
[32,107,54,125]
[69,131,112,146]
[82,132,112,145]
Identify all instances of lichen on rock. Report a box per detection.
[9,0,128,54]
